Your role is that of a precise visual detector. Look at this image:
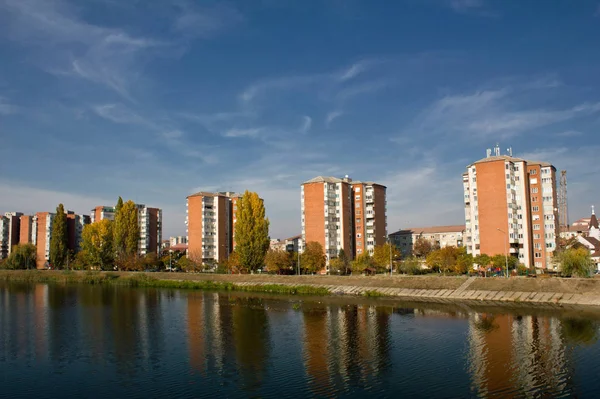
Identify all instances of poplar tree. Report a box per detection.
[113,196,126,257]
[123,200,140,257]
[234,191,270,272]
[49,203,68,268]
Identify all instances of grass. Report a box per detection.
[363,290,386,297]
[0,270,330,296]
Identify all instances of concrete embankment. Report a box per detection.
[3,271,600,307]
[145,272,600,308]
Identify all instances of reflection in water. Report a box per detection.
[1,283,600,398]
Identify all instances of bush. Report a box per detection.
[557,247,595,278]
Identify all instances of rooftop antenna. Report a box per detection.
[507,147,513,157]
[494,143,500,156]
[486,148,492,158]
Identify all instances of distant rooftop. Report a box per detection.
[390,225,466,235]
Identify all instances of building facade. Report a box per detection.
[389,225,465,257]
[0,212,22,259]
[91,203,162,256]
[463,146,559,269]
[301,176,387,269]
[186,192,241,264]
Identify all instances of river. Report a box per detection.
[1,283,600,398]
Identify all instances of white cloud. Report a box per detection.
[223,127,263,138]
[172,2,243,39]
[337,61,369,81]
[92,103,154,127]
[407,85,600,140]
[299,116,312,133]
[325,110,343,127]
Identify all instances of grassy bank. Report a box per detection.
[0,270,331,296]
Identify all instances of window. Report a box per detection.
[533,224,540,230]
[534,234,540,239]
[356,218,361,224]
[535,243,541,249]
[355,195,360,200]
[532,206,539,212]
[356,210,361,215]
[357,241,362,246]
[535,252,542,258]
[530,169,537,175]
[532,197,538,203]
[531,187,538,193]
[355,187,360,192]
[356,233,362,238]
[530,178,538,184]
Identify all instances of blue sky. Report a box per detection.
[1,0,600,239]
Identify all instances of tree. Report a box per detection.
[50,203,68,269]
[81,219,114,270]
[264,249,292,274]
[3,243,36,269]
[413,237,436,258]
[490,254,519,272]
[329,249,351,275]
[351,253,373,274]
[234,191,270,272]
[113,197,125,257]
[557,247,595,278]
[123,200,140,257]
[372,243,401,272]
[426,246,472,274]
[474,254,491,268]
[224,251,242,274]
[397,256,423,275]
[301,241,326,274]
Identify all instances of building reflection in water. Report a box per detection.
[302,304,392,395]
[467,312,586,397]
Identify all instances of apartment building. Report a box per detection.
[301,176,387,268]
[20,215,33,245]
[463,146,559,269]
[0,212,22,259]
[186,192,241,264]
[352,181,387,256]
[30,211,90,269]
[389,225,465,257]
[91,203,162,256]
[169,236,188,246]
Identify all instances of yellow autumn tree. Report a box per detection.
[234,191,270,272]
[81,219,114,270]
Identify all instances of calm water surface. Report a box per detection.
[1,283,600,398]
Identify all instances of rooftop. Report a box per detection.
[303,176,346,184]
[390,225,466,235]
[473,155,525,165]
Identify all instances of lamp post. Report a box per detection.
[388,238,393,277]
[496,228,509,278]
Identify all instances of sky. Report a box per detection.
[1,0,600,239]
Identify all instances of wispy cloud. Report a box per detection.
[325,110,343,127]
[299,116,312,133]
[556,130,583,137]
[0,96,18,115]
[337,60,371,81]
[223,127,263,138]
[406,84,600,140]
[443,0,499,17]
[172,1,243,39]
[92,103,155,127]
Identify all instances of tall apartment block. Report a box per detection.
[463,146,559,269]
[186,192,241,264]
[90,204,162,256]
[301,176,387,268]
[30,211,90,269]
[0,212,22,259]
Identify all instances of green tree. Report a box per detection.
[235,191,270,272]
[455,249,474,274]
[491,254,519,273]
[351,252,374,274]
[113,197,125,257]
[3,243,36,269]
[426,246,472,274]
[301,241,326,274]
[329,248,351,275]
[49,203,68,269]
[397,256,423,275]
[474,254,491,268]
[558,247,595,278]
[264,249,292,274]
[372,243,401,272]
[81,219,114,270]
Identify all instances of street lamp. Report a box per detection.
[496,228,509,278]
[388,237,393,276]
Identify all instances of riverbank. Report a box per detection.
[2,270,600,307]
